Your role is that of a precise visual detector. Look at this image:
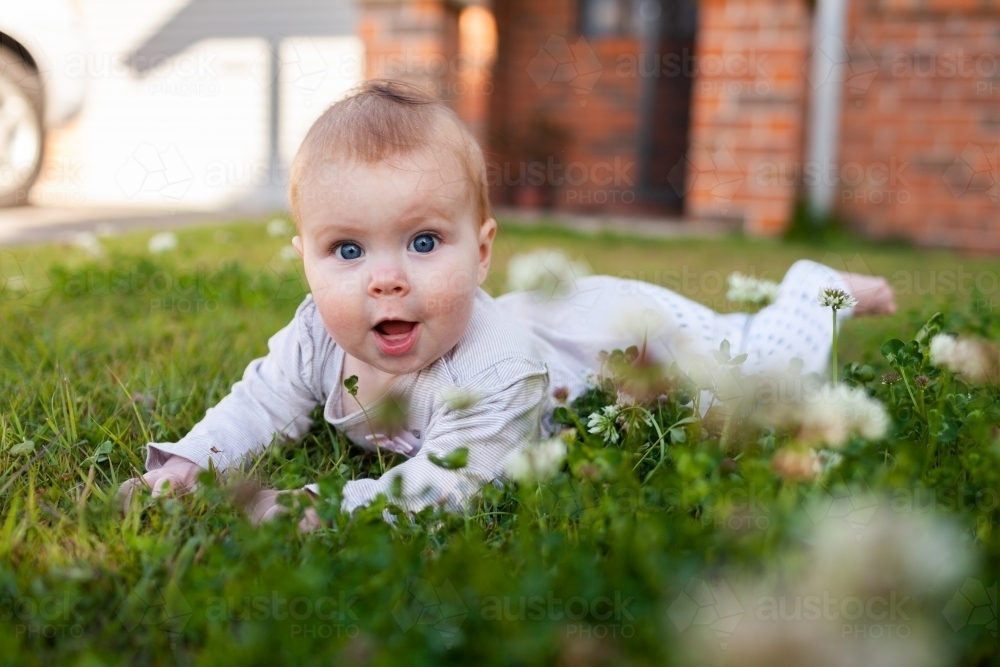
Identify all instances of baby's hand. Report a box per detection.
[115,455,201,510]
[365,431,419,455]
[249,488,323,533]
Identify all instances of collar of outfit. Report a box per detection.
[325,346,422,456]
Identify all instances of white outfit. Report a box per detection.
[497,259,855,402]
[146,290,549,514]
[145,260,853,514]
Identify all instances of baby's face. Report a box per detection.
[292,148,496,376]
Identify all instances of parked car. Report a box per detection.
[0,0,86,206]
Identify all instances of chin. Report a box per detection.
[369,352,434,376]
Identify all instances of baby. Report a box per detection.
[117,80,896,529]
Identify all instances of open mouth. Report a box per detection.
[372,320,419,356]
[375,320,416,336]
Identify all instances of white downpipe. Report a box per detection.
[806,0,849,218]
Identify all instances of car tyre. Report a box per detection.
[0,45,44,207]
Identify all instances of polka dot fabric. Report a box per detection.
[497,259,856,398]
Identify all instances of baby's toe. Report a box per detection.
[115,479,140,512]
[880,283,897,314]
[249,490,282,525]
[150,475,180,499]
[298,508,323,533]
[260,503,286,524]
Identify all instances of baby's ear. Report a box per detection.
[292,235,304,257]
[477,218,498,284]
[481,217,497,242]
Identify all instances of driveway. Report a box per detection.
[0,204,286,247]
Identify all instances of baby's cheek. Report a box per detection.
[425,279,478,318]
[422,260,476,289]
[308,268,365,301]
[315,298,366,344]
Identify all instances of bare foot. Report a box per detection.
[838,272,897,316]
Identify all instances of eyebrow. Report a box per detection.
[312,202,459,238]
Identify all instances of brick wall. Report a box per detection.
[683,0,813,234]
[357,0,495,155]
[489,0,652,213]
[838,0,1000,251]
[359,0,457,89]
[487,0,817,226]
[367,0,1000,250]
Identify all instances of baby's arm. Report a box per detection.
[116,297,324,508]
[326,363,547,515]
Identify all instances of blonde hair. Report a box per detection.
[288,79,491,226]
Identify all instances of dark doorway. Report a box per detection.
[637,0,698,212]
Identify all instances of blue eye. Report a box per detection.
[337,243,363,260]
[410,234,436,254]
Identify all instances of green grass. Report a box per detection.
[0,217,998,666]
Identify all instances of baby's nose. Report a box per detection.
[368,265,409,296]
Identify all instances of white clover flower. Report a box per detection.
[279,245,299,261]
[856,402,891,442]
[811,448,843,475]
[810,506,973,598]
[679,348,749,404]
[615,399,655,433]
[929,333,999,385]
[765,383,889,449]
[929,334,956,366]
[506,249,591,297]
[71,232,104,258]
[818,286,858,310]
[267,218,292,237]
[615,390,637,408]
[612,303,672,344]
[726,272,779,306]
[707,506,972,667]
[817,384,888,446]
[148,232,178,254]
[682,355,718,392]
[581,369,600,388]
[587,405,621,445]
[506,438,567,483]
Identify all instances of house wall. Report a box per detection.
[487,0,1000,249]
[838,0,1000,251]
[489,0,814,227]
[358,0,455,91]
[683,0,813,234]
[358,0,496,149]
[489,0,651,214]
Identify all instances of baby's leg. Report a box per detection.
[740,260,855,377]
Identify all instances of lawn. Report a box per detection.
[0,217,997,666]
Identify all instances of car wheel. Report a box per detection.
[0,46,44,207]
